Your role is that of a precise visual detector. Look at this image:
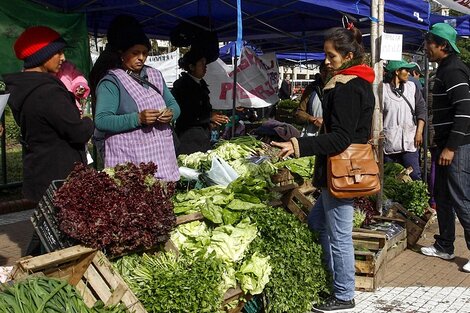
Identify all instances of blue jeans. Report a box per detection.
[308,188,355,301]
[384,150,422,180]
[433,144,470,254]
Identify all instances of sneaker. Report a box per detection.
[463,260,470,273]
[312,296,355,312]
[421,245,455,260]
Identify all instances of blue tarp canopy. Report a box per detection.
[276,52,325,63]
[430,14,470,36]
[29,0,431,52]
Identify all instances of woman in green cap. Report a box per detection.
[382,59,427,180]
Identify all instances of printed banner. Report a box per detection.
[437,0,470,14]
[146,49,180,88]
[205,47,279,109]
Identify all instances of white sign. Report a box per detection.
[146,49,180,88]
[205,47,279,109]
[380,33,403,61]
[90,49,181,88]
[0,93,9,117]
[437,0,470,15]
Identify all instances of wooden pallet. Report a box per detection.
[353,231,387,292]
[10,245,146,313]
[386,203,435,247]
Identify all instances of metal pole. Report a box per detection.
[371,0,385,213]
[423,55,429,185]
[232,57,238,138]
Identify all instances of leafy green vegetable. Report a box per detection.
[241,207,330,313]
[275,156,315,179]
[116,252,226,313]
[235,252,272,295]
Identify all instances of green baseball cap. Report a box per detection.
[429,22,460,54]
[385,60,415,72]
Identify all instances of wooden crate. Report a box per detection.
[352,231,387,292]
[271,168,295,186]
[10,245,146,313]
[357,216,407,262]
[386,203,435,247]
[278,185,314,223]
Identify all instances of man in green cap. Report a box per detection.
[420,23,470,272]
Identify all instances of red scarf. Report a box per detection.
[335,64,375,83]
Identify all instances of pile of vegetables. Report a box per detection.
[353,197,379,227]
[277,99,299,113]
[115,252,227,313]
[115,218,271,312]
[0,277,126,313]
[241,206,330,313]
[173,161,277,224]
[54,162,176,256]
[178,136,265,172]
[383,162,429,217]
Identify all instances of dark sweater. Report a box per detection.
[297,76,375,187]
[3,72,94,202]
[432,53,470,149]
[172,72,212,133]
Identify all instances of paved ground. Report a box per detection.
[1,209,470,312]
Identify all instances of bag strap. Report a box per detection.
[125,70,163,96]
[393,86,416,122]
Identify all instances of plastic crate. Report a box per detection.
[30,180,76,252]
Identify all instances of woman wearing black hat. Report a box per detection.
[93,17,180,182]
[172,49,229,155]
[3,26,94,203]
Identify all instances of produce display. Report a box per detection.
[383,162,430,217]
[54,162,176,256]
[0,277,126,313]
[241,206,330,313]
[14,135,428,313]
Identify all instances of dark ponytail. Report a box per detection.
[324,27,365,63]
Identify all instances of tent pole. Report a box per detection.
[423,55,429,188]
[232,56,238,138]
[371,0,385,213]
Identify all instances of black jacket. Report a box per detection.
[432,53,470,149]
[3,72,94,202]
[172,72,212,154]
[297,76,374,187]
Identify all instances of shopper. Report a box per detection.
[172,48,229,155]
[3,26,94,203]
[383,59,426,180]
[408,62,424,92]
[296,61,327,137]
[420,23,470,272]
[271,25,375,312]
[93,20,180,182]
[278,74,292,100]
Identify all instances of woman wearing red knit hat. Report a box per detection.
[3,26,94,254]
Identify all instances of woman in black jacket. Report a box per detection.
[171,49,228,155]
[4,26,94,203]
[272,26,375,312]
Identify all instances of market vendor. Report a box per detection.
[93,18,180,182]
[172,48,229,155]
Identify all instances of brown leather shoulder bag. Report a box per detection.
[327,143,381,198]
